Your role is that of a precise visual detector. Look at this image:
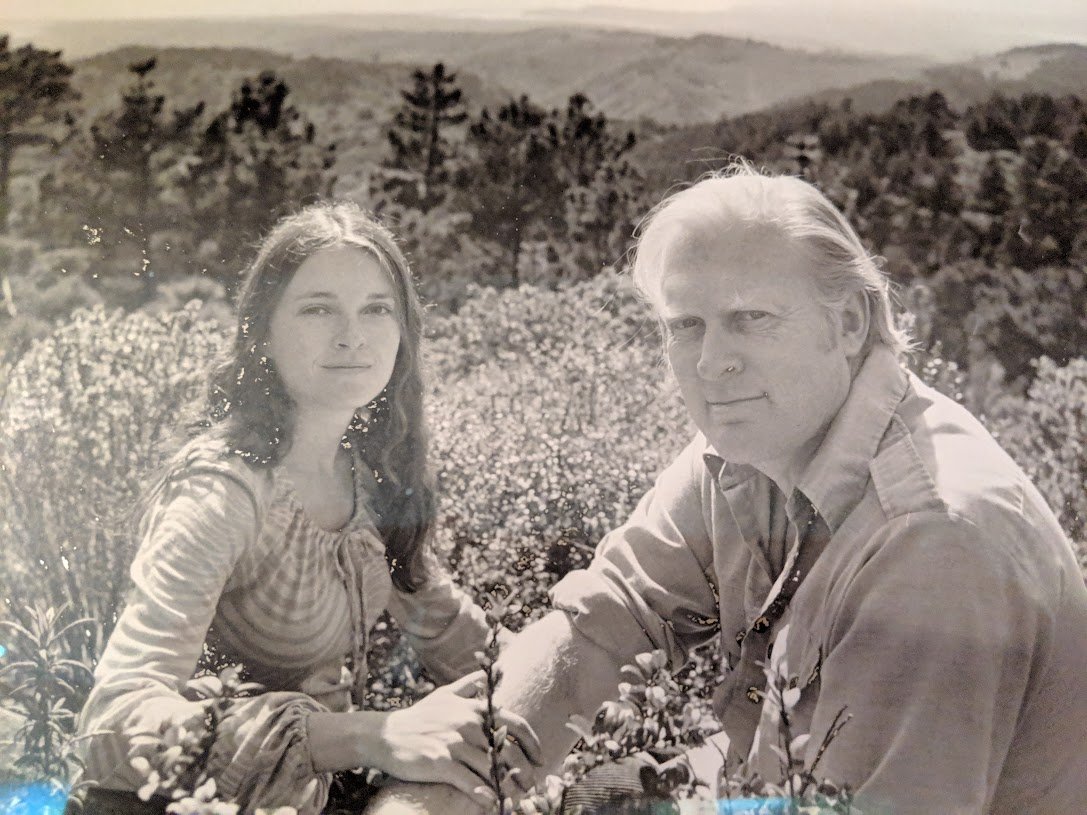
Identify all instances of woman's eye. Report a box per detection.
[300,305,332,316]
[365,303,395,316]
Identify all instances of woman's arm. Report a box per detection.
[307,671,540,810]
[364,611,623,814]
[78,468,330,814]
[386,551,505,684]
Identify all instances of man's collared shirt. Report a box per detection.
[551,345,1087,814]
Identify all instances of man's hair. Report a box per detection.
[630,161,912,360]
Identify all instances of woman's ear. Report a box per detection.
[837,290,870,358]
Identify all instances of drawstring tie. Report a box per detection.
[333,536,369,705]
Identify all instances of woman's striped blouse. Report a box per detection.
[75,440,491,814]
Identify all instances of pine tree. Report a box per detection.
[180,70,336,288]
[379,63,467,212]
[458,95,558,283]
[35,57,203,300]
[977,154,1011,215]
[548,94,641,275]
[0,36,78,235]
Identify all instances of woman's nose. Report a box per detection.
[336,319,366,349]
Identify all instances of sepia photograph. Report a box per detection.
[1,1,1086,813]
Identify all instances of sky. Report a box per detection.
[5,0,1085,58]
[8,0,1085,21]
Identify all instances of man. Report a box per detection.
[367,165,1087,814]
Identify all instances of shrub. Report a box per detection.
[986,356,1087,567]
[0,303,226,660]
[425,277,690,630]
[0,604,95,787]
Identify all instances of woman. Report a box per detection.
[71,203,538,814]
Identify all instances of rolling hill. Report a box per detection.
[14,18,933,125]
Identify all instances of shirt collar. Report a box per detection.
[702,345,909,533]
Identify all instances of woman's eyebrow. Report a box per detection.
[293,290,336,300]
[293,290,396,301]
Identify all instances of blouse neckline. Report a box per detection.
[271,449,377,541]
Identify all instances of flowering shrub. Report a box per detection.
[986,357,1087,567]
[514,649,854,815]
[426,275,691,630]
[0,303,226,663]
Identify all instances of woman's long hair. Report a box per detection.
[196,201,434,592]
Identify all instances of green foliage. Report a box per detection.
[31,60,336,302]
[179,70,337,289]
[453,92,642,286]
[515,650,854,814]
[425,278,689,627]
[0,603,94,786]
[0,35,79,233]
[377,63,468,213]
[0,303,226,656]
[987,357,1087,561]
[34,57,204,301]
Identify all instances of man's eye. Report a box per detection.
[668,317,701,333]
[737,310,770,322]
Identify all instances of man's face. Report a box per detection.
[659,225,857,482]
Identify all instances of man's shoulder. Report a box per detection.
[866,376,1071,565]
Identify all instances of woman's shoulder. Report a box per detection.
[164,435,277,517]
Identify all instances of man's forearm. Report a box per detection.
[364,610,625,814]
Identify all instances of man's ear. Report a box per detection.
[837,290,870,358]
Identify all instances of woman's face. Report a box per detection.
[265,246,402,416]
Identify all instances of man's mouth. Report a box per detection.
[707,395,765,407]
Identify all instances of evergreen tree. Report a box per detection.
[977,154,1011,215]
[379,63,467,212]
[547,94,641,275]
[458,95,558,283]
[0,36,78,235]
[964,95,1020,151]
[180,70,336,288]
[35,57,203,300]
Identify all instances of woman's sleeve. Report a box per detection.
[77,468,331,815]
[385,550,496,685]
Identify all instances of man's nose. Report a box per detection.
[696,327,742,379]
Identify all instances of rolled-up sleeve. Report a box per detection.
[77,471,331,815]
[550,436,720,670]
[807,512,1042,815]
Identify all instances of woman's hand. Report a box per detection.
[376,671,542,809]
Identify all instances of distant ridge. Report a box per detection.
[9,18,933,125]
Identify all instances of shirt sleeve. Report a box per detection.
[549,436,721,671]
[804,511,1042,815]
[76,468,331,815]
[386,549,493,684]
